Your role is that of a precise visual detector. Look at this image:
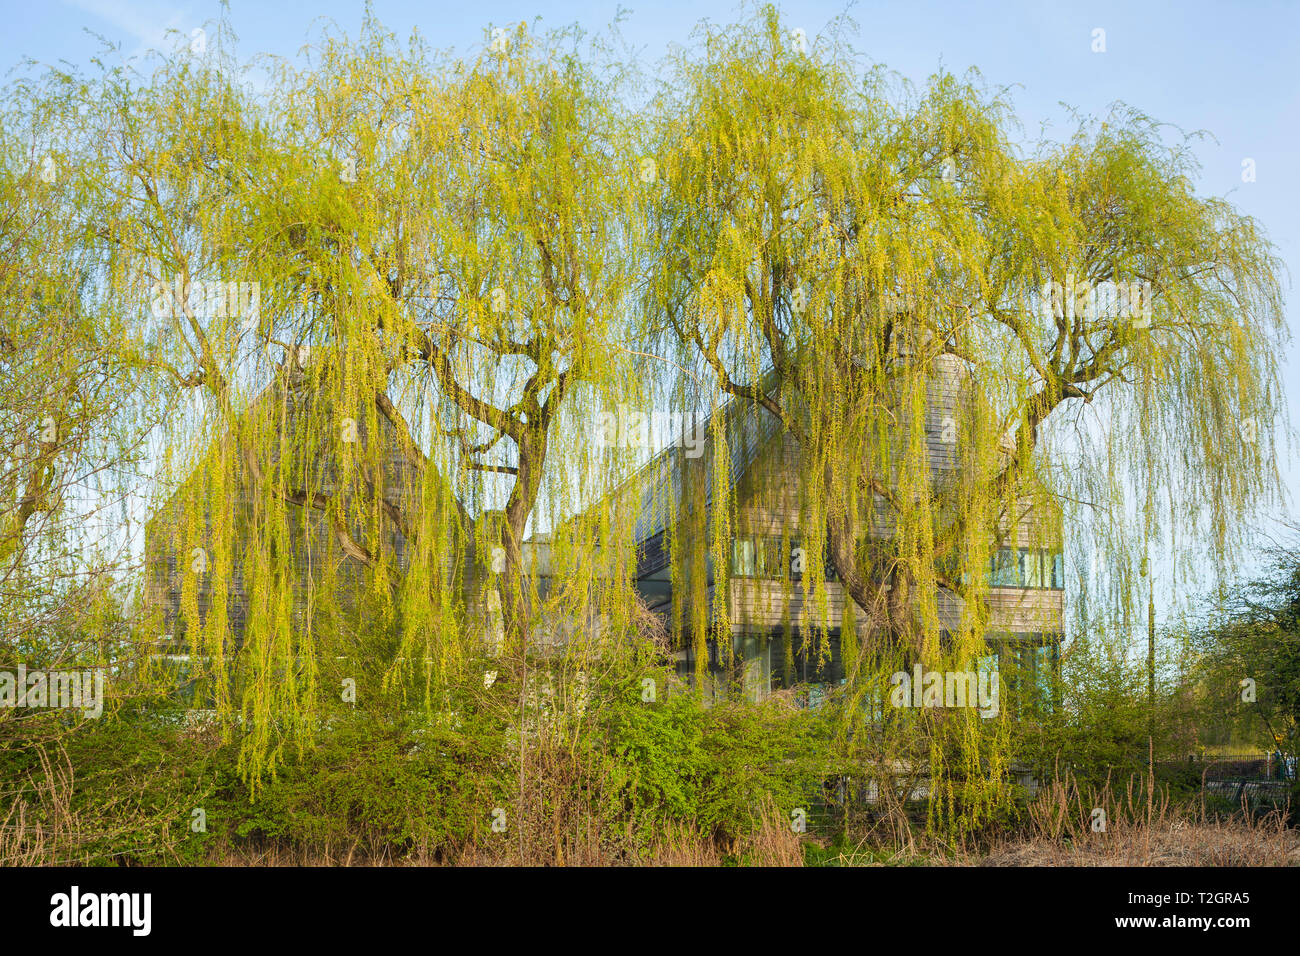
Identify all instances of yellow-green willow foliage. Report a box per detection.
[54,17,651,783]
[644,6,1286,834]
[9,4,1289,826]
[0,62,170,746]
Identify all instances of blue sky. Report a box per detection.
[6,0,1300,545]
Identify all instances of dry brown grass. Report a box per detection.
[978,773,1299,867]
[138,813,1300,867]
[199,797,804,867]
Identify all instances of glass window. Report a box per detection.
[985,549,1065,589]
[760,537,782,579]
[1051,552,1065,589]
[990,548,1019,587]
[738,634,770,701]
[733,538,757,577]
[1020,548,1046,588]
[1031,643,1058,709]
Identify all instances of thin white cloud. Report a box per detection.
[59,0,197,61]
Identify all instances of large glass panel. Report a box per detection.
[733,538,756,577]
[990,548,1019,587]
[1032,643,1058,710]
[738,634,770,701]
[1020,548,1046,588]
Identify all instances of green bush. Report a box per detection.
[595,677,834,845]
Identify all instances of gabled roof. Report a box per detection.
[597,371,786,548]
[145,354,467,539]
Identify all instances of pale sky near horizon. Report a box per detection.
[4,0,1299,602]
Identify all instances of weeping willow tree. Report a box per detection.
[55,15,655,784]
[9,2,1289,843]
[644,6,1287,834]
[0,66,167,717]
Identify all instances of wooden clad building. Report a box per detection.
[603,356,1064,703]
